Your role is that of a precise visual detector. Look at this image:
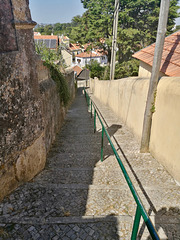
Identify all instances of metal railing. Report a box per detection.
[84,88,160,240]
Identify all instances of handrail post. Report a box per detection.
[91,101,92,118]
[131,206,141,240]
[101,126,104,162]
[87,95,89,107]
[84,91,160,240]
[94,109,96,133]
[88,95,90,108]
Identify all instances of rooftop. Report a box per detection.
[72,65,83,76]
[76,50,106,58]
[34,35,58,49]
[133,30,180,77]
[34,35,58,40]
[69,43,82,51]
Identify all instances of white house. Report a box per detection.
[75,50,108,67]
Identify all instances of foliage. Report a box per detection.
[81,0,114,41]
[35,44,70,106]
[35,16,82,37]
[114,59,139,79]
[174,25,180,32]
[117,28,140,63]
[34,0,179,80]
[35,43,62,63]
[102,59,139,80]
[86,60,105,79]
[80,0,179,63]
[44,62,70,106]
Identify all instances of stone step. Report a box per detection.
[45,154,178,190]
[0,183,179,222]
[0,184,134,219]
[0,215,132,240]
[1,215,179,240]
[33,168,127,187]
[46,153,101,168]
[48,144,113,159]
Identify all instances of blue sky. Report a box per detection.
[29,0,180,25]
[29,0,86,24]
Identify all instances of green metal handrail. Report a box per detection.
[84,88,160,240]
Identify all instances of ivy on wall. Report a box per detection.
[36,43,70,106]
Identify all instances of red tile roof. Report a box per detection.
[73,65,83,76]
[83,43,92,50]
[34,35,58,40]
[34,32,41,36]
[69,43,82,51]
[76,52,100,58]
[94,49,108,56]
[59,36,69,43]
[132,31,180,77]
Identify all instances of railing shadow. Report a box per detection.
[87,90,161,239]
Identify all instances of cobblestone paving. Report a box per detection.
[0,88,179,239]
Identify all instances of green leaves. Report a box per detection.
[35,44,70,106]
[86,60,105,79]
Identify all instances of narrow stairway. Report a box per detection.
[0,88,179,240]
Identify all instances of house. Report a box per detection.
[82,43,92,51]
[133,30,180,77]
[75,51,108,67]
[61,48,72,67]
[34,34,59,50]
[77,68,90,81]
[72,65,90,80]
[69,43,83,61]
[59,35,70,47]
[72,65,90,88]
[34,32,41,36]
[73,65,83,77]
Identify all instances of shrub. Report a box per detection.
[35,43,70,106]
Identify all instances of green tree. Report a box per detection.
[81,0,179,64]
[35,24,45,34]
[44,24,54,35]
[81,0,114,39]
[71,15,82,27]
[54,23,63,35]
[86,60,105,79]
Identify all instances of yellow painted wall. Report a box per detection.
[62,49,72,67]
[90,77,180,183]
[150,78,180,184]
[139,61,165,78]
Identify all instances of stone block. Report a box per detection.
[16,133,46,182]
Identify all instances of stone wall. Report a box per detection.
[90,77,180,184]
[0,0,75,201]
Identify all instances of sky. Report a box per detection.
[29,0,180,25]
[29,0,86,24]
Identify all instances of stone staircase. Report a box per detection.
[0,88,179,240]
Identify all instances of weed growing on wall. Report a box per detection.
[44,62,70,106]
[35,43,70,106]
